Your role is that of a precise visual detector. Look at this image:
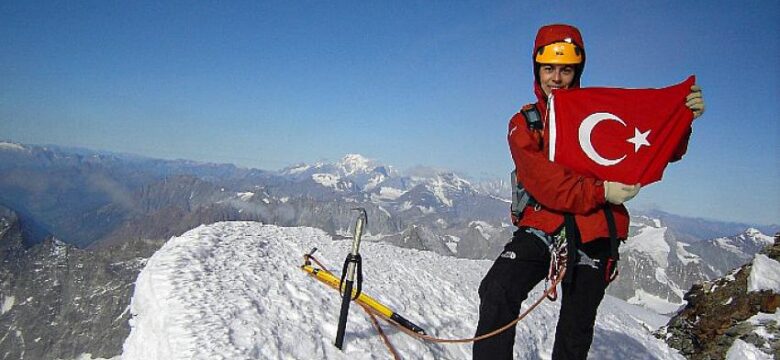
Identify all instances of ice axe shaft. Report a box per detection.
[334,208,368,349]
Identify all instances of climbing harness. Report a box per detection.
[544,229,569,301]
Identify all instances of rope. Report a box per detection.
[364,264,566,344]
[361,303,401,360]
[304,252,402,358]
[545,237,568,301]
[302,251,567,352]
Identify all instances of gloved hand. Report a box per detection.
[686,85,705,119]
[604,181,641,205]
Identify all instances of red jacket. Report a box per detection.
[509,24,689,243]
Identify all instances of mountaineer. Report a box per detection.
[473,23,705,359]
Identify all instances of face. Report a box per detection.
[538,64,576,96]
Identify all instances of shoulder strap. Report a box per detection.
[603,206,620,261]
[519,103,543,130]
[510,103,543,225]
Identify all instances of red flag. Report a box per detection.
[547,76,695,186]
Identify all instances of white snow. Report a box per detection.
[489,194,512,203]
[376,186,404,201]
[236,192,254,201]
[726,339,773,360]
[655,268,669,284]
[376,205,392,219]
[624,225,670,268]
[417,205,435,214]
[714,237,744,255]
[283,164,311,175]
[1,296,14,314]
[744,228,774,246]
[628,289,684,315]
[747,309,780,327]
[72,353,121,360]
[430,178,454,206]
[470,221,496,240]
[747,309,779,343]
[675,242,701,265]
[312,173,341,189]
[445,236,459,254]
[747,254,780,293]
[123,222,684,359]
[415,173,471,208]
[0,142,26,151]
[339,154,373,176]
[51,239,68,258]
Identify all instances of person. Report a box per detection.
[473,24,705,360]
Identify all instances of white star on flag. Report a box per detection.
[627,128,651,152]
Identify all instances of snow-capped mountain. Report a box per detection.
[658,240,780,359]
[472,175,513,201]
[686,228,774,276]
[123,221,684,359]
[609,217,774,315]
[280,154,481,211]
[271,155,510,259]
[280,154,396,192]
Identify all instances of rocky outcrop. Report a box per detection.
[0,206,155,360]
[657,237,780,359]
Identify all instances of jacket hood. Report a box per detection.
[533,24,586,109]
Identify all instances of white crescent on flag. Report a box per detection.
[577,112,627,166]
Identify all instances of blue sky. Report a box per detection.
[1,1,778,225]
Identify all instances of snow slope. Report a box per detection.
[123,222,683,359]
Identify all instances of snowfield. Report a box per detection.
[123,221,684,359]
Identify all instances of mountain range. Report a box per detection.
[0,141,777,359]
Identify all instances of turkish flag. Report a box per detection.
[547,76,695,186]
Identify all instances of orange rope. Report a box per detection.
[302,252,566,354]
[361,303,401,360]
[304,253,402,358]
[363,265,566,344]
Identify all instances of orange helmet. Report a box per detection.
[535,40,583,65]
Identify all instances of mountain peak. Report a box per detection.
[0,141,27,152]
[338,154,374,175]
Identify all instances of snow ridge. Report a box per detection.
[124,222,684,359]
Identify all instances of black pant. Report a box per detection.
[473,228,612,360]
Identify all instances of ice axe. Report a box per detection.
[301,262,427,336]
[334,208,368,349]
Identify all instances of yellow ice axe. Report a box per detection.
[301,258,426,336]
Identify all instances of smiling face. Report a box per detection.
[538,63,576,96]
